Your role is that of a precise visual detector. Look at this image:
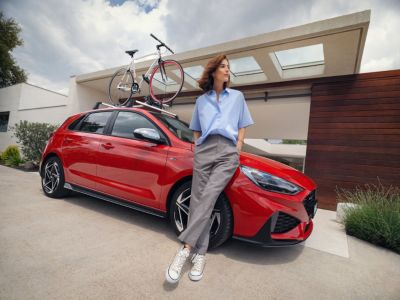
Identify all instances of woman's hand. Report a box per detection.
[237,140,243,152]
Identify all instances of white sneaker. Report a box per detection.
[165,246,190,283]
[189,253,206,281]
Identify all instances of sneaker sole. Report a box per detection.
[188,272,203,281]
[165,267,180,284]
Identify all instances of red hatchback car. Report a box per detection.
[40,106,318,249]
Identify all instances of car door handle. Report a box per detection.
[101,143,114,150]
[64,137,74,143]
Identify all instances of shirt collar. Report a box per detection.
[207,88,230,96]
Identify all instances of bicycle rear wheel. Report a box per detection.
[108,67,134,106]
[149,60,184,104]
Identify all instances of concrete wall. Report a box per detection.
[0,83,68,152]
[0,85,22,151]
[67,77,108,115]
[170,96,310,140]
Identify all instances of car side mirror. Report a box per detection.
[133,128,165,144]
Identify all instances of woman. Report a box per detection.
[165,54,254,283]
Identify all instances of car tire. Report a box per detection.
[41,156,70,198]
[169,181,233,250]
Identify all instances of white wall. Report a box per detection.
[170,96,311,140]
[0,84,22,151]
[0,83,69,152]
[19,83,67,110]
[67,77,108,115]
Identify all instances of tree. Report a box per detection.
[0,12,27,88]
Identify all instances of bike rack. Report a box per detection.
[93,99,177,118]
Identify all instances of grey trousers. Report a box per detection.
[178,134,240,254]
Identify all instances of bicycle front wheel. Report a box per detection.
[108,67,134,106]
[149,60,184,104]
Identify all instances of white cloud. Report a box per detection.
[1,0,168,93]
[1,0,399,94]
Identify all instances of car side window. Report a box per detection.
[111,111,162,139]
[79,111,112,134]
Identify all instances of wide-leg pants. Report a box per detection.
[178,134,240,255]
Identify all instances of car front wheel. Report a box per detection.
[169,181,233,250]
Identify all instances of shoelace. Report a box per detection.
[171,250,189,271]
[192,255,206,273]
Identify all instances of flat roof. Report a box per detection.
[76,10,370,95]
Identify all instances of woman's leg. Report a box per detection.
[179,136,239,253]
[178,141,214,249]
[193,153,239,254]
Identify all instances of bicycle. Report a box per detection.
[108,33,185,107]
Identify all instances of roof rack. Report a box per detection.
[93,98,177,118]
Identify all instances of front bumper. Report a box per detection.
[226,171,318,246]
[233,213,314,247]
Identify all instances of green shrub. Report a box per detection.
[336,182,400,254]
[11,120,58,164]
[1,145,23,166]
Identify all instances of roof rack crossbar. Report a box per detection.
[92,100,177,118]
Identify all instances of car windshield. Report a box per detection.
[151,113,194,143]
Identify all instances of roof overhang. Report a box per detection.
[75,10,370,96]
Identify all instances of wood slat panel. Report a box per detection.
[310,115,400,123]
[312,90,400,101]
[306,70,400,210]
[311,98,400,108]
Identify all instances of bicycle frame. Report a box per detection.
[118,48,165,94]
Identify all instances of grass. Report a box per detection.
[336,181,400,254]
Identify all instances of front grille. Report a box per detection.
[272,212,300,233]
[303,190,317,218]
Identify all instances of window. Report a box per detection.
[68,115,86,131]
[111,111,161,139]
[79,111,112,134]
[274,44,324,70]
[0,112,10,132]
[151,113,194,143]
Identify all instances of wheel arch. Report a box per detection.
[40,152,60,177]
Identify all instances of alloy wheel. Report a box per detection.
[173,187,221,236]
[42,161,61,194]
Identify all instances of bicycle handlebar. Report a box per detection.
[150,33,174,54]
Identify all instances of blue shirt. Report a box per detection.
[189,88,254,146]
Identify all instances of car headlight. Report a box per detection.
[240,165,302,195]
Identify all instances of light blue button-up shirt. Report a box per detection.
[189,88,254,146]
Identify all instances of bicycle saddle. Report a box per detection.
[125,49,139,57]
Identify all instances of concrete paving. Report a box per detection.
[0,165,399,299]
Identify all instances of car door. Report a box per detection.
[62,111,113,190]
[96,110,170,210]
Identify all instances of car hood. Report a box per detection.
[239,152,316,191]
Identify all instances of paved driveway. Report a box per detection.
[0,165,399,299]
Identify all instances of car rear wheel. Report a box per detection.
[41,157,69,198]
[169,181,233,250]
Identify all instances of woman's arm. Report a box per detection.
[237,127,246,152]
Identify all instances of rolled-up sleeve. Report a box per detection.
[189,99,201,131]
[238,94,254,128]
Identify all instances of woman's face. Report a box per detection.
[213,59,230,83]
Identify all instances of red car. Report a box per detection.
[39,106,317,249]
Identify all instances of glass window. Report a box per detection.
[274,44,324,70]
[79,111,112,134]
[151,113,194,143]
[0,112,10,132]
[111,111,160,139]
[68,115,85,131]
[230,56,263,76]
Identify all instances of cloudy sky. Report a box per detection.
[1,0,399,94]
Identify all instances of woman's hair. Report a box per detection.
[197,54,230,92]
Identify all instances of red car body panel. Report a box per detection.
[40,107,317,246]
